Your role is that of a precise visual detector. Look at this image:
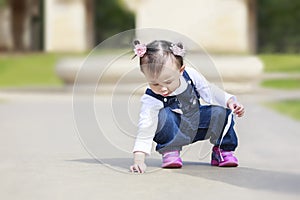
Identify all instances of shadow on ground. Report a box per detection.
[69,158,300,195]
[179,161,300,195]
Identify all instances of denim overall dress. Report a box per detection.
[145,71,238,154]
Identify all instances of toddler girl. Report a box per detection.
[130,40,245,173]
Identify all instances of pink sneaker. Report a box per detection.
[161,151,183,168]
[211,146,238,167]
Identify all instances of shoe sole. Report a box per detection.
[211,160,238,167]
[219,161,238,167]
[162,160,183,168]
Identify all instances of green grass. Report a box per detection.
[259,54,300,73]
[261,78,300,90]
[0,53,87,87]
[0,51,128,88]
[259,54,300,121]
[0,53,62,87]
[266,100,300,121]
[259,54,300,90]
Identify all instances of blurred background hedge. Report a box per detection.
[257,0,300,53]
[94,0,135,45]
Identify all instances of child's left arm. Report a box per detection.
[227,97,245,117]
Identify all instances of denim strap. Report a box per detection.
[145,70,200,107]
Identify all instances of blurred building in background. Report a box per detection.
[0,0,94,52]
[128,0,256,54]
[0,0,256,53]
[44,0,94,52]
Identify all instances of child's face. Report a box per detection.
[143,58,185,96]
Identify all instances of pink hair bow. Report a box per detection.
[170,43,185,57]
[133,43,147,58]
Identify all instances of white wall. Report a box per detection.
[44,0,88,52]
[135,0,253,53]
[0,7,13,50]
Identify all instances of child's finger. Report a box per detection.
[236,108,245,117]
[137,165,144,173]
[228,103,236,111]
[130,164,145,174]
[130,165,139,173]
[234,106,242,113]
[130,165,135,173]
[234,104,243,111]
[237,105,244,113]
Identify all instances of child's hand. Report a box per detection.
[130,163,147,174]
[130,152,147,174]
[227,98,245,117]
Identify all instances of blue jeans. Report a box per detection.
[153,105,238,154]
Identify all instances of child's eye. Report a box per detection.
[165,81,172,85]
[152,83,159,86]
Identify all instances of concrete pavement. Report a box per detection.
[0,87,300,200]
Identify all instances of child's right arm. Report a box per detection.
[130,94,163,173]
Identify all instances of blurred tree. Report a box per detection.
[94,0,135,45]
[0,0,6,7]
[9,0,27,51]
[258,0,300,53]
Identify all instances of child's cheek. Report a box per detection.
[172,81,180,91]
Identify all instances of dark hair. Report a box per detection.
[134,40,184,77]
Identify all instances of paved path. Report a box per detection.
[0,87,300,200]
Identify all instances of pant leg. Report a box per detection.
[154,105,238,154]
[193,105,238,151]
[217,109,238,151]
[154,107,191,154]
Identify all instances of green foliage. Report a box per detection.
[266,100,300,120]
[0,0,6,7]
[258,0,300,53]
[259,54,300,90]
[0,54,62,87]
[94,0,135,45]
[261,79,300,90]
[259,54,300,73]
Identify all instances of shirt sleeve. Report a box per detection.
[133,94,163,155]
[185,67,236,107]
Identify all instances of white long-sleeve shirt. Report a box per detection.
[133,67,235,155]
